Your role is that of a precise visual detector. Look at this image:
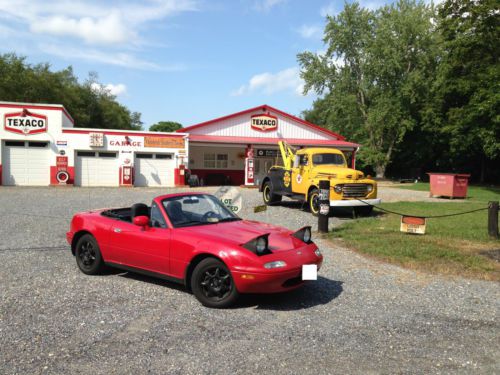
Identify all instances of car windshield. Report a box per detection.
[162,194,240,228]
[312,153,345,166]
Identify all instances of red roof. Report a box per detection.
[178,104,345,141]
[188,134,359,148]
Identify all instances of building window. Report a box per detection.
[204,153,216,168]
[204,153,228,169]
[216,154,228,168]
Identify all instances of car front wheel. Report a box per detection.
[75,234,105,275]
[191,258,239,308]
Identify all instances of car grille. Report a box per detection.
[342,184,369,198]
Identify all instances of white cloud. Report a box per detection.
[254,0,287,12]
[231,67,307,97]
[91,82,127,96]
[297,24,322,39]
[41,43,185,71]
[0,0,198,45]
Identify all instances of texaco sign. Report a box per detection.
[4,108,48,135]
[251,114,278,132]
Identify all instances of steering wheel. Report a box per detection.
[202,211,218,222]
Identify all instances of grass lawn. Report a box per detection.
[332,185,500,281]
[394,182,500,202]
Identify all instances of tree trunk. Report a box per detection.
[375,164,386,179]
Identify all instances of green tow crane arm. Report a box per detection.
[278,141,295,170]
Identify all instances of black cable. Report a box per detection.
[355,199,489,219]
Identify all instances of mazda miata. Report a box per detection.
[67,192,323,307]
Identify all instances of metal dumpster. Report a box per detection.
[427,173,471,198]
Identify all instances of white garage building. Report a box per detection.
[0,102,188,187]
[0,102,359,187]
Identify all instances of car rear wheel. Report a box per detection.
[262,181,282,205]
[191,258,239,308]
[308,188,321,216]
[75,234,105,275]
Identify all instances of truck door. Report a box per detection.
[292,154,309,195]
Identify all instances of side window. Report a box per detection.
[300,155,309,166]
[150,202,167,228]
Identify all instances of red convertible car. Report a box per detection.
[67,192,323,307]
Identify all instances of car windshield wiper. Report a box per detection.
[217,217,242,222]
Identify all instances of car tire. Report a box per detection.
[75,234,105,275]
[191,258,239,308]
[262,181,282,205]
[308,188,321,216]
[354,206,374,216]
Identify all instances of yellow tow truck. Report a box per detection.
[259,141,381,215]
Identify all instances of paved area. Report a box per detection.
[0,186,499,374]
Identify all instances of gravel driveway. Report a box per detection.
[0,186,498,374]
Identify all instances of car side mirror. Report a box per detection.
[133,215,149,229]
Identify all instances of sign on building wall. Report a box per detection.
[144,136,185,148]
[256,149,278,158]
[4,108,48,135]
[251,114,278,132]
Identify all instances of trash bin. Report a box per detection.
[427,173,471,198]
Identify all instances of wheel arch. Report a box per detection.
[71,230,93,256]
[307,185,318,198]
[184,253,226,291]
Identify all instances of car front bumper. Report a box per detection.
[232,258,323,294]
[329,198,381,207]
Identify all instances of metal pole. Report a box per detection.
[318,180,330,233]
[488,201,499,239]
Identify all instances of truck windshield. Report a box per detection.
[312,153,345,166]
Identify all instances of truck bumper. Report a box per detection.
[329,198,381,207]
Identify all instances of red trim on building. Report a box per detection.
[0,103,74,124]
[189,134,359,148]
[177,104,345,140]
[62,129,186,138]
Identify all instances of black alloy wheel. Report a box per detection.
[191,258,239,308]
[75,234,105,275]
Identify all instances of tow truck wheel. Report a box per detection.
[308,188,320,216]
[262,182,282,205]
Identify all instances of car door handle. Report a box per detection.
[113,228,122,233]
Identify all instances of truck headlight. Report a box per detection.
[367,184,373,192]
[264,260,287,269]
[334,184,343,193]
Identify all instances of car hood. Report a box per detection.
[184,220,302,251]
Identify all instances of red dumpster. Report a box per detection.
[427,173,471,199]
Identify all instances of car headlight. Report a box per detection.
[242,234,271,255]
[334,184,343,193]
[314,249,322,257]
[293,226,313,244]
[367,184,373,192]
[264,260,287,269]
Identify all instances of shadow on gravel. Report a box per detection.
[274,200,382,219]
[235,276,343,311]
[105,269,343,310]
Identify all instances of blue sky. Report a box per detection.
[0,0,400,129]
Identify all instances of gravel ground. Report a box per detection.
[0,186,499,374]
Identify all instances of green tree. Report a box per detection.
[0,53,143,130]
[434,0,500,182]
[298,1,439,178]
[149,121,182,132]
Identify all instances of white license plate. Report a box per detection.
[302,264,318,280]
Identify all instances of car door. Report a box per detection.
[108,202,170,274]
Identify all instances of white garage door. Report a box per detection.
[75,151,119,187]
[2,141,50,186]
[134,153,175,187]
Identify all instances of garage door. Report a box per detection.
[134,153,175,187]
[2,141,50,186]
[75,151,119,187]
